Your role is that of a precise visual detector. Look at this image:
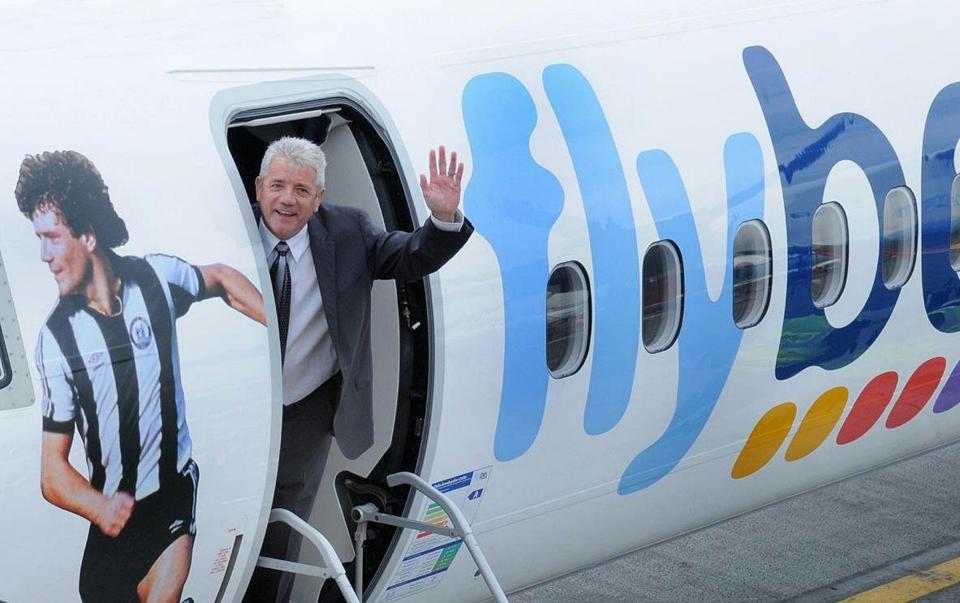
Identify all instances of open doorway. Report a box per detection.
[226,99,432,598]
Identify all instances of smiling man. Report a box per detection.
[17,150,266,603]
[247,137,473,602]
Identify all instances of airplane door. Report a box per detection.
[213,80,436,600]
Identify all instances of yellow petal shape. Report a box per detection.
[731,402,797,479]
[785,386,848,462]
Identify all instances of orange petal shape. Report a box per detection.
[886,357,947,429]
[731,403,797,479]
[785,387,848,461]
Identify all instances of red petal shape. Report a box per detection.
[837,372,898,445]
[886,357,947,429]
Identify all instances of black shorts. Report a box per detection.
[79,459,199,603]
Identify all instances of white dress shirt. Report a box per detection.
[259,211,463,406]
[260,221,338,405]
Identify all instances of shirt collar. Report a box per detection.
[259,220,310,262]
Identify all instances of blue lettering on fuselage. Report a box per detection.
[921,82,960,332]
[462,73,564,462]
[620,134,764,494]
[462,46,960,493]
[743,46,905,380]
[543,65,641,437]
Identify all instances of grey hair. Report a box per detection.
[259,136,327,189]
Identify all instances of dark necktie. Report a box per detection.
[269,241,291,363]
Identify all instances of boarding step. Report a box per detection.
[351,471,507,603]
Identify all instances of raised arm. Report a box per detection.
[198,263,266,325]
[41,431,133,537]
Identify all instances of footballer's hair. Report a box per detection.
[15,150,128,248]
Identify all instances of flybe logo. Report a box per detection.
[461,46,960,495]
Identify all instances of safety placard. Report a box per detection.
[381,466,492,601]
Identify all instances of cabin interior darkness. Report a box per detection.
[227,102,431,599]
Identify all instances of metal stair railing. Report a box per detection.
[255,508,360,603]
[351,471,507,603]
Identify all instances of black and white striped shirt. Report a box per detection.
[37,254,205,501]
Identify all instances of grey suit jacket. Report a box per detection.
[256,203,473,459]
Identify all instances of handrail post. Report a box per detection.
[384,471,508,603]
[258,508,361,603]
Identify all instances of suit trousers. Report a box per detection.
[244,373,341,603]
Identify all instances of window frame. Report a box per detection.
[950,175,960,271]
[642,240,684,354]
[811,201,849,309]
[732,219,773,329]
[881,186,918,290]
[546,261,592,379]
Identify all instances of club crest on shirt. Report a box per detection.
[130,316,153,350]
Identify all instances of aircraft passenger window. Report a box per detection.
[811,202,849,309]
[642,240,683,353]
[546,262,590,378]
[882,187,918,289]
[732,220,772,329]
[951,175,960,271]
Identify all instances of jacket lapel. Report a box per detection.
[308,210,339,352]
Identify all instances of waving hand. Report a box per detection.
[419,145,464,222]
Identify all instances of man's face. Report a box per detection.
[255,157,324,241]
[32,208,95,297]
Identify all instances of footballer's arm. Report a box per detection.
[40,431,134,537]
[198,263,266,325]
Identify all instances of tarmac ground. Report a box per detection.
[512,440,960,602]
